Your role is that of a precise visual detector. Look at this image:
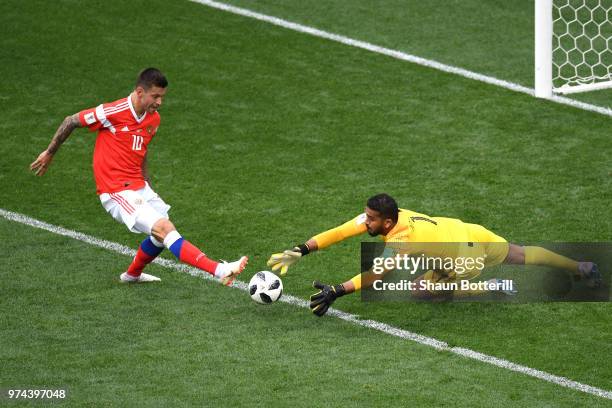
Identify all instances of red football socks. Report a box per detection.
[127,236,164,277]
[176,239,219,274]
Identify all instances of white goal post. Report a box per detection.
[535,0,612,98]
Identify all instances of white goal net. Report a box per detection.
[535,0,612,97]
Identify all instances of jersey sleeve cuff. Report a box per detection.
[78,109,98,130]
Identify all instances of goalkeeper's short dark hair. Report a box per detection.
[367,193,399,223]
[136,67,168,90]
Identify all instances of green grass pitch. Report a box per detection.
[0,0,610,406]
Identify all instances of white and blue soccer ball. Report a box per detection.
[249,271,283,304]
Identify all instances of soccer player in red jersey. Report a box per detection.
[30,68,247,284]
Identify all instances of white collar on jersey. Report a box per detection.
[128,93,147,123]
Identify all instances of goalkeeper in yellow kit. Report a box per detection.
[267,194,601,316]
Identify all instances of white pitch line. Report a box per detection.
[1,207,611,400]
[189,0,612,118]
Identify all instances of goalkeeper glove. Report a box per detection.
[309,281,346,317]
[266,244,310,276]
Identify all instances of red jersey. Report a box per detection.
[78,95,160,194]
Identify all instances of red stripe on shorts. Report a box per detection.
[110,192,136,215]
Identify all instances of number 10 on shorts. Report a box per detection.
[132,135,144,151]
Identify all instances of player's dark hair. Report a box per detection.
[367,193,399,223]
[136,68,168,90]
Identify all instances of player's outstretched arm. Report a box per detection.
[267,214,368,275]
[30,113,82,176]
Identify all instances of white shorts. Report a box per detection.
[100,183,171,235]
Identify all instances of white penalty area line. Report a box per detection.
[190,0,612,118]
[1,207,611,401]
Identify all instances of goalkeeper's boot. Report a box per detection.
[120,272,161,283]
[578,262,602,288]
[215,256,248,286]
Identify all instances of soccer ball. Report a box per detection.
[249,271,283,304]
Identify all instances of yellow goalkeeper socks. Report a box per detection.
[524,246,578,272]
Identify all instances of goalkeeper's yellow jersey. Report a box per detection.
[312,208,509,268]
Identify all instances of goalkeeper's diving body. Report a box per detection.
[267,194,601,316]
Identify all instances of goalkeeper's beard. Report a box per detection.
[367,227,381,237]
